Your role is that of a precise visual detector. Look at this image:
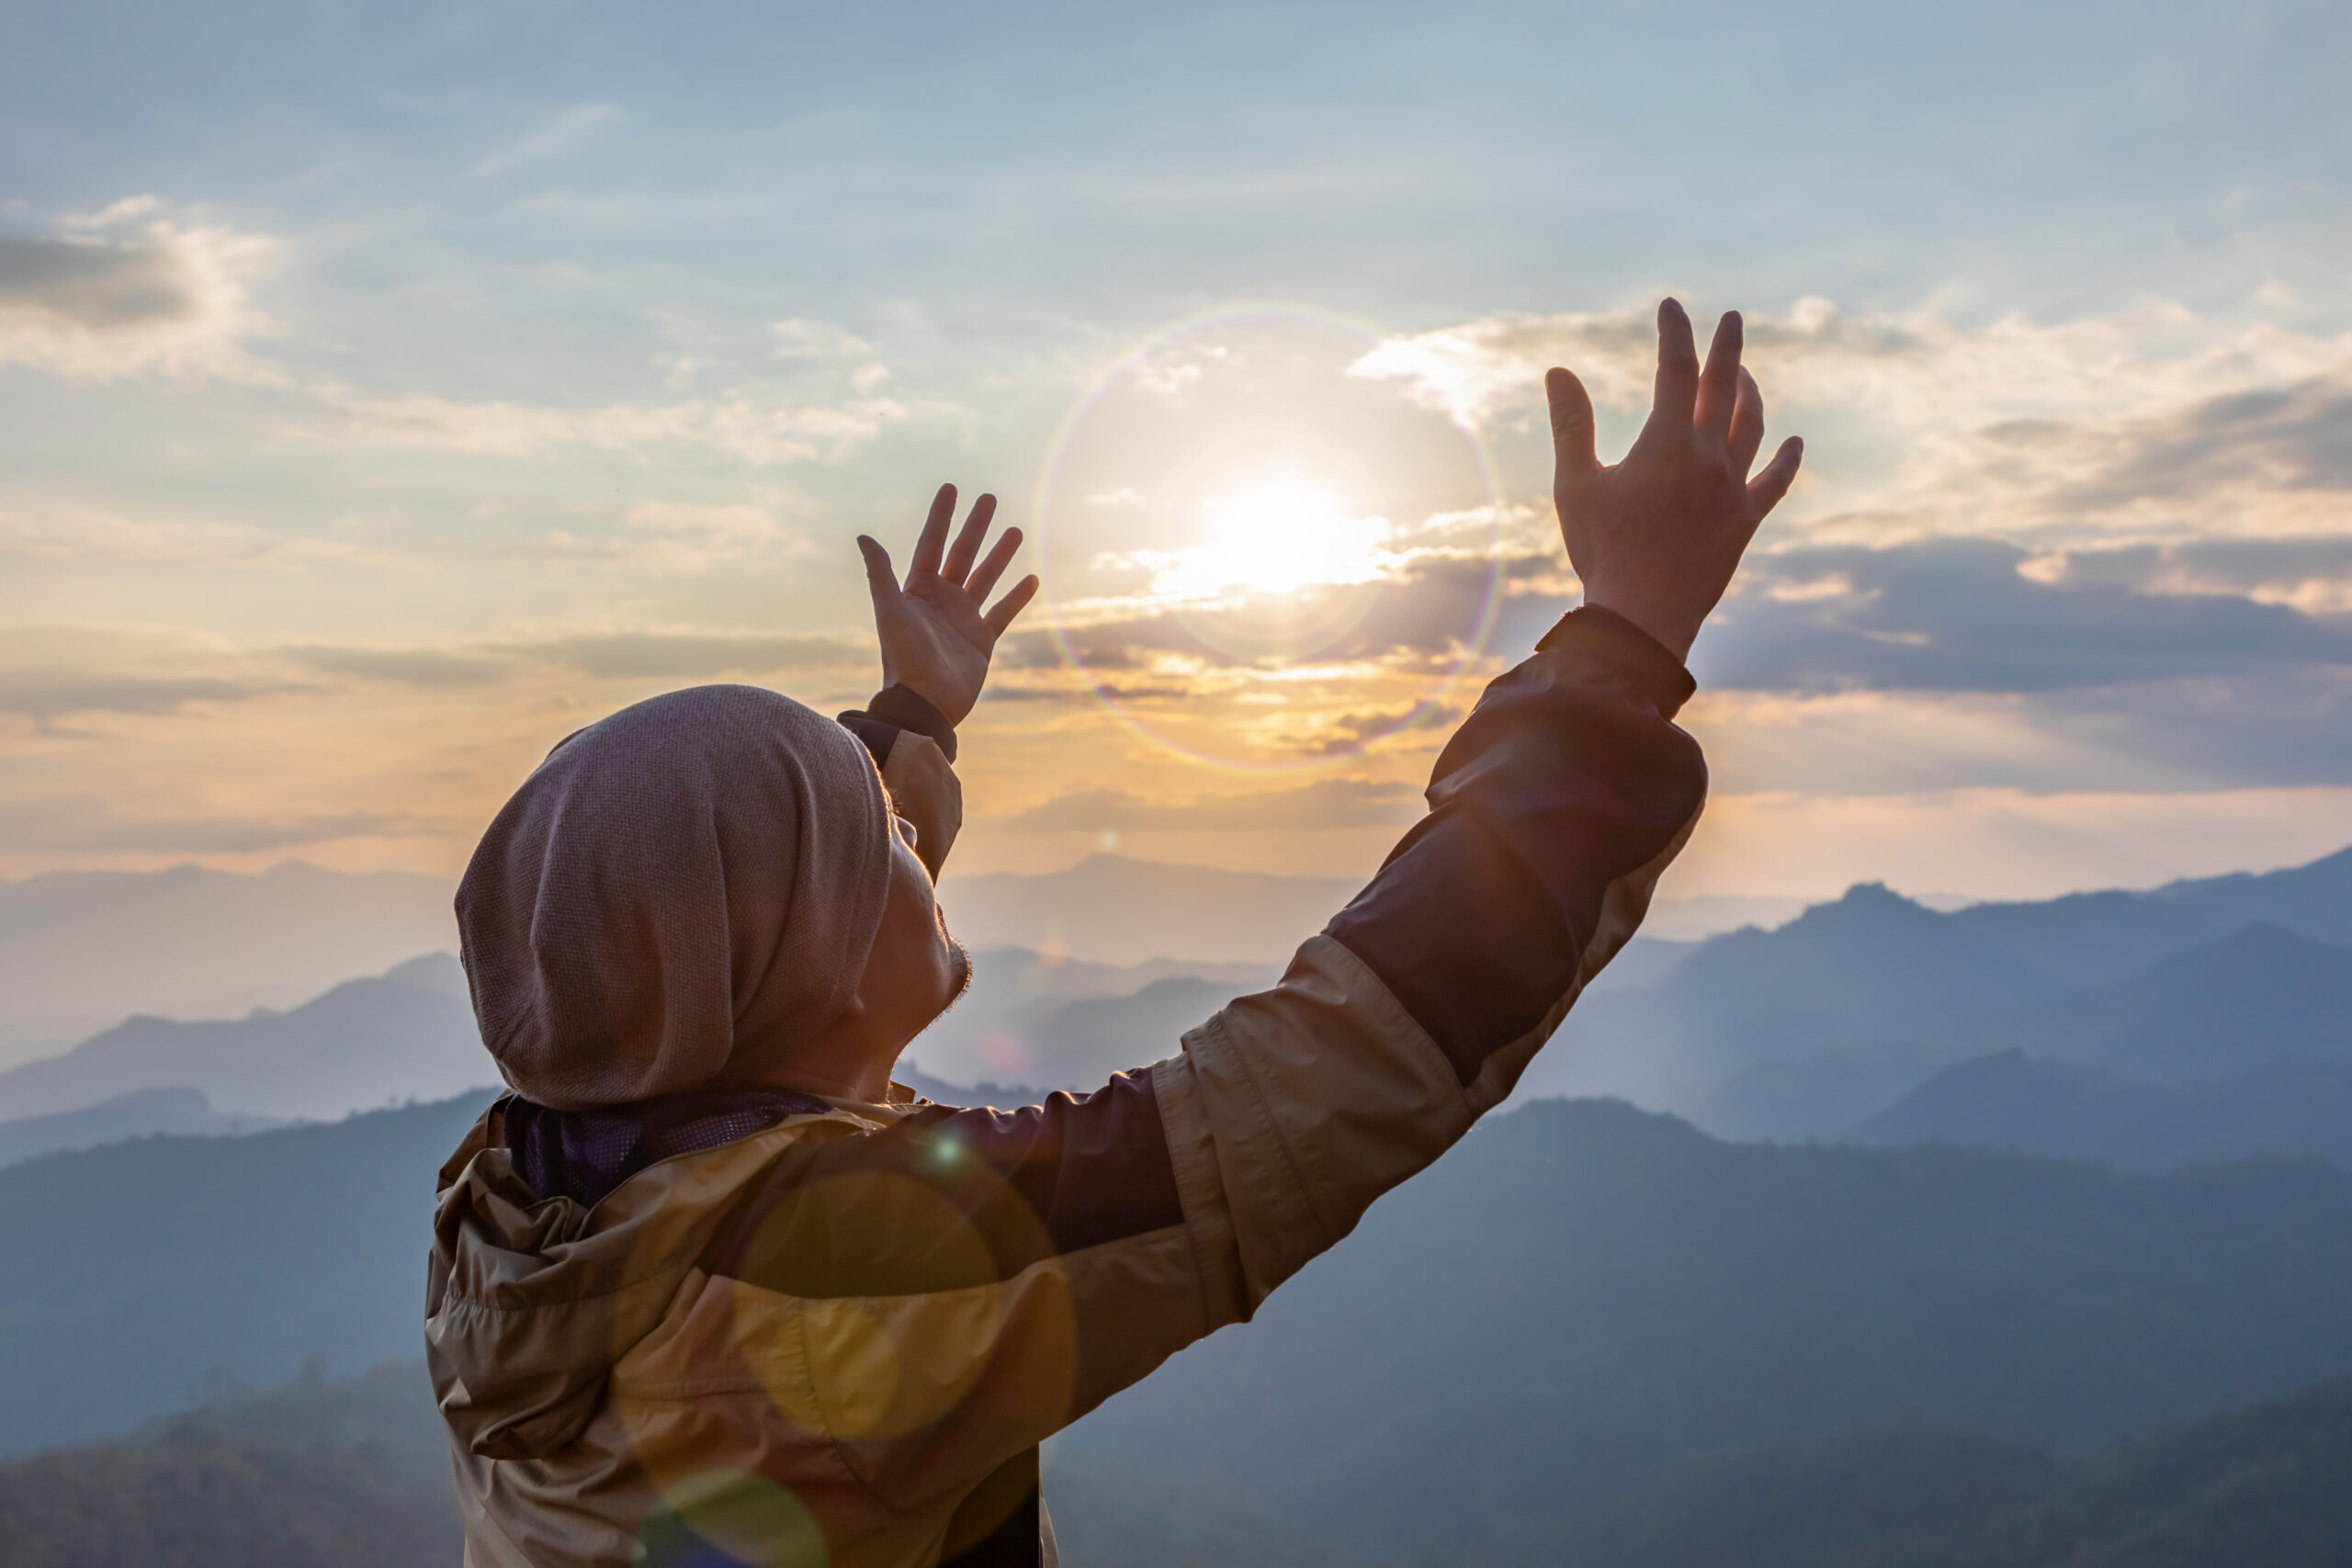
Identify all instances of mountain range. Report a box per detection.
[2,844,2346,1173]
[1853,1049,2352,1172]
[0,1088,284,1172]
[0,954,494,1123]
[1534,846,2352,1141]
[13,1357,2351,1568]
[0,861,454,1068]
[8,1089,2352,1512]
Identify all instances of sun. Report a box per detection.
[1147,473,1391,602]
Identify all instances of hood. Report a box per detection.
[424,1100,851,1461]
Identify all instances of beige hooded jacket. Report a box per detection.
[427,609,1707,1568]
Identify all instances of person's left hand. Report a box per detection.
[857,484,1039,725]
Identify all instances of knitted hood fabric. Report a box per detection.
[456,684,893,1110]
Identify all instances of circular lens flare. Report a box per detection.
[1034,304,1503,773]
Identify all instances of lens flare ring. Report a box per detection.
[1032,302,1504,773]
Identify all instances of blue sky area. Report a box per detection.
[1,1,2347,898]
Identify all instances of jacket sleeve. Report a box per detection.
[839,683,964,878]
[721,610,1704,1521]
[1162,604,1706,1311]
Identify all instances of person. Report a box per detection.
[425,299,1802,1568]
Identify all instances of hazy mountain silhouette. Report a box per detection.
[12,1088,2352,1512]
[1059,1098,2352,1562]
[0,941,1270,1123]
[0,1087,285,1171]
[0,861,454,1068]
[0,1362,458,1568]
[1851,1051,2352,1172]
[0,954,494,1122]
[904,945,1277,1089]
[2056,921,2352,1079]
[0,1092,493,1454]
[1508,1376,2352,1568]
[936,853,1360,965]
[17,1353,2346,1568]
[1950,843,2352,986]
[1535,846,2352,1140]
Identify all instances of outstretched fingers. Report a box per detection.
[982,573,1040,637]
[1747,435,1804,516]
[1694,310,1743,451]
[1727,367,1766,477]
[910,483,956,581]
[1649,298,1700,436]
[941,492,998,583]
[1546,367,1600,495]
[966,525,1023,601]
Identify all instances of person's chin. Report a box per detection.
[945,938,974,1004]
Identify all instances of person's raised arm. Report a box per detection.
[1181,296,1804,1297]
[836,483,1038,877]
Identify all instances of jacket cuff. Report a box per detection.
[838,683,958,766]
[1535,605,1698,720]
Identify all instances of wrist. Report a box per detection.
[1576,585,1700,662]
[1535,605,1699,719]
[865,682,960,761]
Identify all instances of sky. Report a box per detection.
[2,0,2348,903]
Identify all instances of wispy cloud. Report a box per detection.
[0,627,288,727]
[469,104,620,180]
[0,798,424,854]
[1704,537,2352,694]
[505,628,865,681]
[1352,298,2352,440]
[301,382,910,466]
[0,506,390,571]
[0,201,274,382]
[1001,776,1423,831]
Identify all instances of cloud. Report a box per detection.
[1036,550,1523,674]
[1000,776,1423,832]
[0,627,286,725]
[0,203,271,381]
[469,104,619,180]
[281,645,511,687]
[510,629,865,680]
[0,507,389,570]
[2042,536,2352,615]
[1352,296,2352,553]
[1352,297,2352,437]
[306,383,909,466]
[2040,371,2352,513]
[1700,537,2352,694]
[613,500,820,570]
[1691,670,2352,797]
[771,319,873,358]
[0,670,283,725]
[1289,701,1464,756]
[0,799,421,854]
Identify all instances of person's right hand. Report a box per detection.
[1547,299,1803,661]
[857,484,1038,726]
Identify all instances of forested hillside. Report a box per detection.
[9,1359,2349,1568]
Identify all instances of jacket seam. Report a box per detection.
[1154,1056,1238,1333]
[793,1292,936,1523]
[1204,1006,1338,1253]
[1309,932,1478,1121]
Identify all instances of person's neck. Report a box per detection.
[720,1020,899,1104]
[764,1058,898,1104]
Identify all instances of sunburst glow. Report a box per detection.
[1133,475,1393,604]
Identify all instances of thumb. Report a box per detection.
[856,535,902,610]
[1546,367,1600,492]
